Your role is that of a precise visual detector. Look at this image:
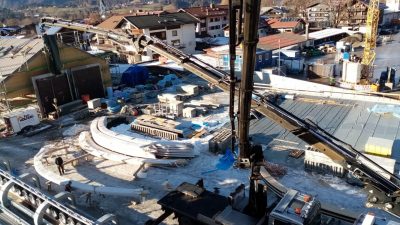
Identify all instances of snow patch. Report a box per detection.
[63,124,89,137]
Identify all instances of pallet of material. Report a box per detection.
[145,143,195,158]
[209,128,232,154]
[131,123,179,140]
[135,119,183,136]
[288,149,304,158]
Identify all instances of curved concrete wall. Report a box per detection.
[90,117,156,159]
[33,147,143,197]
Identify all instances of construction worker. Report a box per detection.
[55,156,65,175]
[65,181,72,192]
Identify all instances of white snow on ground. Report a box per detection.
[63,124,90,137]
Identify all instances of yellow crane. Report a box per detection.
[361,0,380,79]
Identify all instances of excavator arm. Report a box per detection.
[40,17,400,217]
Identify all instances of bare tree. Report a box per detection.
[328,0,354,27]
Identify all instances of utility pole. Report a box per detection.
[278,39,281,75]
[237,0,261,164]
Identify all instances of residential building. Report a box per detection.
[339,0,385,26]
[265,18,306,34]
[180,5,229,37]
[96,12,198,63]
[0,37,111,116]
[202,45,273,72]
[260,6,289,18]
[257,33,309,51]
[386,0,400,11]
[306,3,333,30]
[382,0,400,25]
[223,20,269,38]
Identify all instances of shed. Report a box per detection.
[0,37,111,116]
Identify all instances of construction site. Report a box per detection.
[1,0,400,224]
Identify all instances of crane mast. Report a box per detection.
[361,0,380,77]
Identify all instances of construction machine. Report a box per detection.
[41,0,400,221]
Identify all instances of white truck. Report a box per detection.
[3,107,40,134]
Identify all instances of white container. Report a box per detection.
[183,107,196,118]
[87,98,101,109]
[3,107,40,133]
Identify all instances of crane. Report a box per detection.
[361,0,380,80]
[99,0,107,19]
[41,5,400,220]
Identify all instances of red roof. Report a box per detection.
[266,18,304,29]
[182,5,228,18]
[258,33,307,50]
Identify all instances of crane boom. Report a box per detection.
[41,17,400,217]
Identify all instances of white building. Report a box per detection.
[96,12,198,62]
[180,5,229,38]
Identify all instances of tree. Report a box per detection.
[88,12,101,25]
[328,0,354,27]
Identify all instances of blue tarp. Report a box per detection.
[120,66,149,87]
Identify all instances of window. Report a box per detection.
[150,31,166,40]
[171,39,180,46]
[223,16,227,20]
[258,55,263,61]
[210,18,214,22]
[172,30,178,36]
[214,17,220,22]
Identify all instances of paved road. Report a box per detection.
[373,31,400,79]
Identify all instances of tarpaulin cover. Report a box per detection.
[367,104,400,119]
[120,66,149,87]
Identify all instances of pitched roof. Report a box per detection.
[266,18,304,29]
[124,12,199,30]
[258,33,307,50]
[0,37,44,77]
[181,5,228,18]
[97,15,126,30]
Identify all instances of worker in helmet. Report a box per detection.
[55,156,65,175]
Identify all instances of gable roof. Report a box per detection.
[258,33,307,50]
[124,12,199,30]
[0,37,44,77]
[266,18,304,29]
[181,5,229,18]
[97,15,126,30]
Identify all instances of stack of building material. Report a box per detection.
[131,92,144,104]
[145,143,195,158]
[183,107,196,118]
[179,85,199,96]
[209,128,232,154]
[169,101,183,117]
[131,123,179,140]
[158,93,179,102]
[304,146,345,177]
[364,137,393,157]
[359,154,396,179]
